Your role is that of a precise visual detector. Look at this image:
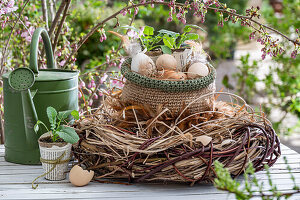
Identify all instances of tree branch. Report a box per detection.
[52,0,71,51]
[62,1,299,68]
[41,0,49,30]
[48,0,67,38]
[48,0,56,23]
[208,6,300,46]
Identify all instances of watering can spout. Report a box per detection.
[8,67,39,147]
[21,90,39,147]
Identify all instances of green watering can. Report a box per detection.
[2,28,79,164]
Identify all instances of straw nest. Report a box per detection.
[73,91,280,184]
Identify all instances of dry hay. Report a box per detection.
[73,91,280,184]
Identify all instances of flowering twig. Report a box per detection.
[0,0,30,74]
[209,6,299,46]
[62,0,298,68]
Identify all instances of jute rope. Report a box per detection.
[32,151,70,189]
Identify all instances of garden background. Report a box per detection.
[0,0,299,150]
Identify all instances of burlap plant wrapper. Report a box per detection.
[38,133,71,181]
[121,57,216,115]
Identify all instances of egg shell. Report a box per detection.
[160,70,186,80]
[69,165,94,187]
[187,62,209,79]
[131,53,156,77]
[156,54,177,71]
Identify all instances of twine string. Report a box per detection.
[32,151,70,189]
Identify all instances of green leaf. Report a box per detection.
[183,26,192,33]
[120,25,139,33]
[71,110,79,120]
[58,110,73,120]
[47,107,57,129]
[185,33,199,41]
[163,35,173,49]
[160,45,172,54]
[158,29,179,38]
[143,26,154,36]
[222,75,234,90]
[57,125,79,144]
[184,24,206,33]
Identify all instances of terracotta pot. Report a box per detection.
[38,133,72,181]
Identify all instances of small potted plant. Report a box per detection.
[34,107,80,181]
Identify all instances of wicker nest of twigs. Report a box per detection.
[73,91,280,184]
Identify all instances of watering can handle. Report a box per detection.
[29,28,56,74]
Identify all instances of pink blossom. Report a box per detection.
[79,81,86,88]
[87,82,92,89]
[120,9,127,16]
[100,73,108,84]
[91,79,96,88]
[78,92,82,98]
[20,26,35,42]
[127,29,139,39]
[93,94,98,100]
[88,99,93,106]
[291,50,298,59]
[138,26,145,36]
[134,7,139,16]
[55,51,62,57]
[110,79,124,88]
[59,60,66,66]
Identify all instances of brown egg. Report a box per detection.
[156,54,177,71]
[161,70,186,80]
[187,62,209,79]
[69,165,94,187]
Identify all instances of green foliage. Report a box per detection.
[233,54,259,104]
[214,158,300,200]
[34,107,79,144]
[124,24,203,54]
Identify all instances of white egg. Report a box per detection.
[131,53,156,77]
[156,54,177,71]
[187,62,209,79]
[69,165,94,187]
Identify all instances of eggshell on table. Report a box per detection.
[187,62,209,79]
[69,165,94,187]
[156,54,177,71]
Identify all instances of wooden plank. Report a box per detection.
[0,144,300,200]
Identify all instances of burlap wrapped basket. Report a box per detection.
[121,58,216,115]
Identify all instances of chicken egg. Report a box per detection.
[187,62,209,79]
[156,54,177,71]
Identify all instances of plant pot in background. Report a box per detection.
[38,133,72,181]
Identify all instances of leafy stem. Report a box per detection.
[34,107,80,144]
[214,159,300,200]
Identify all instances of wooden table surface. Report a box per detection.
[1,144,300,200]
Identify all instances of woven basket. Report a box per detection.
[121,58,216,115]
